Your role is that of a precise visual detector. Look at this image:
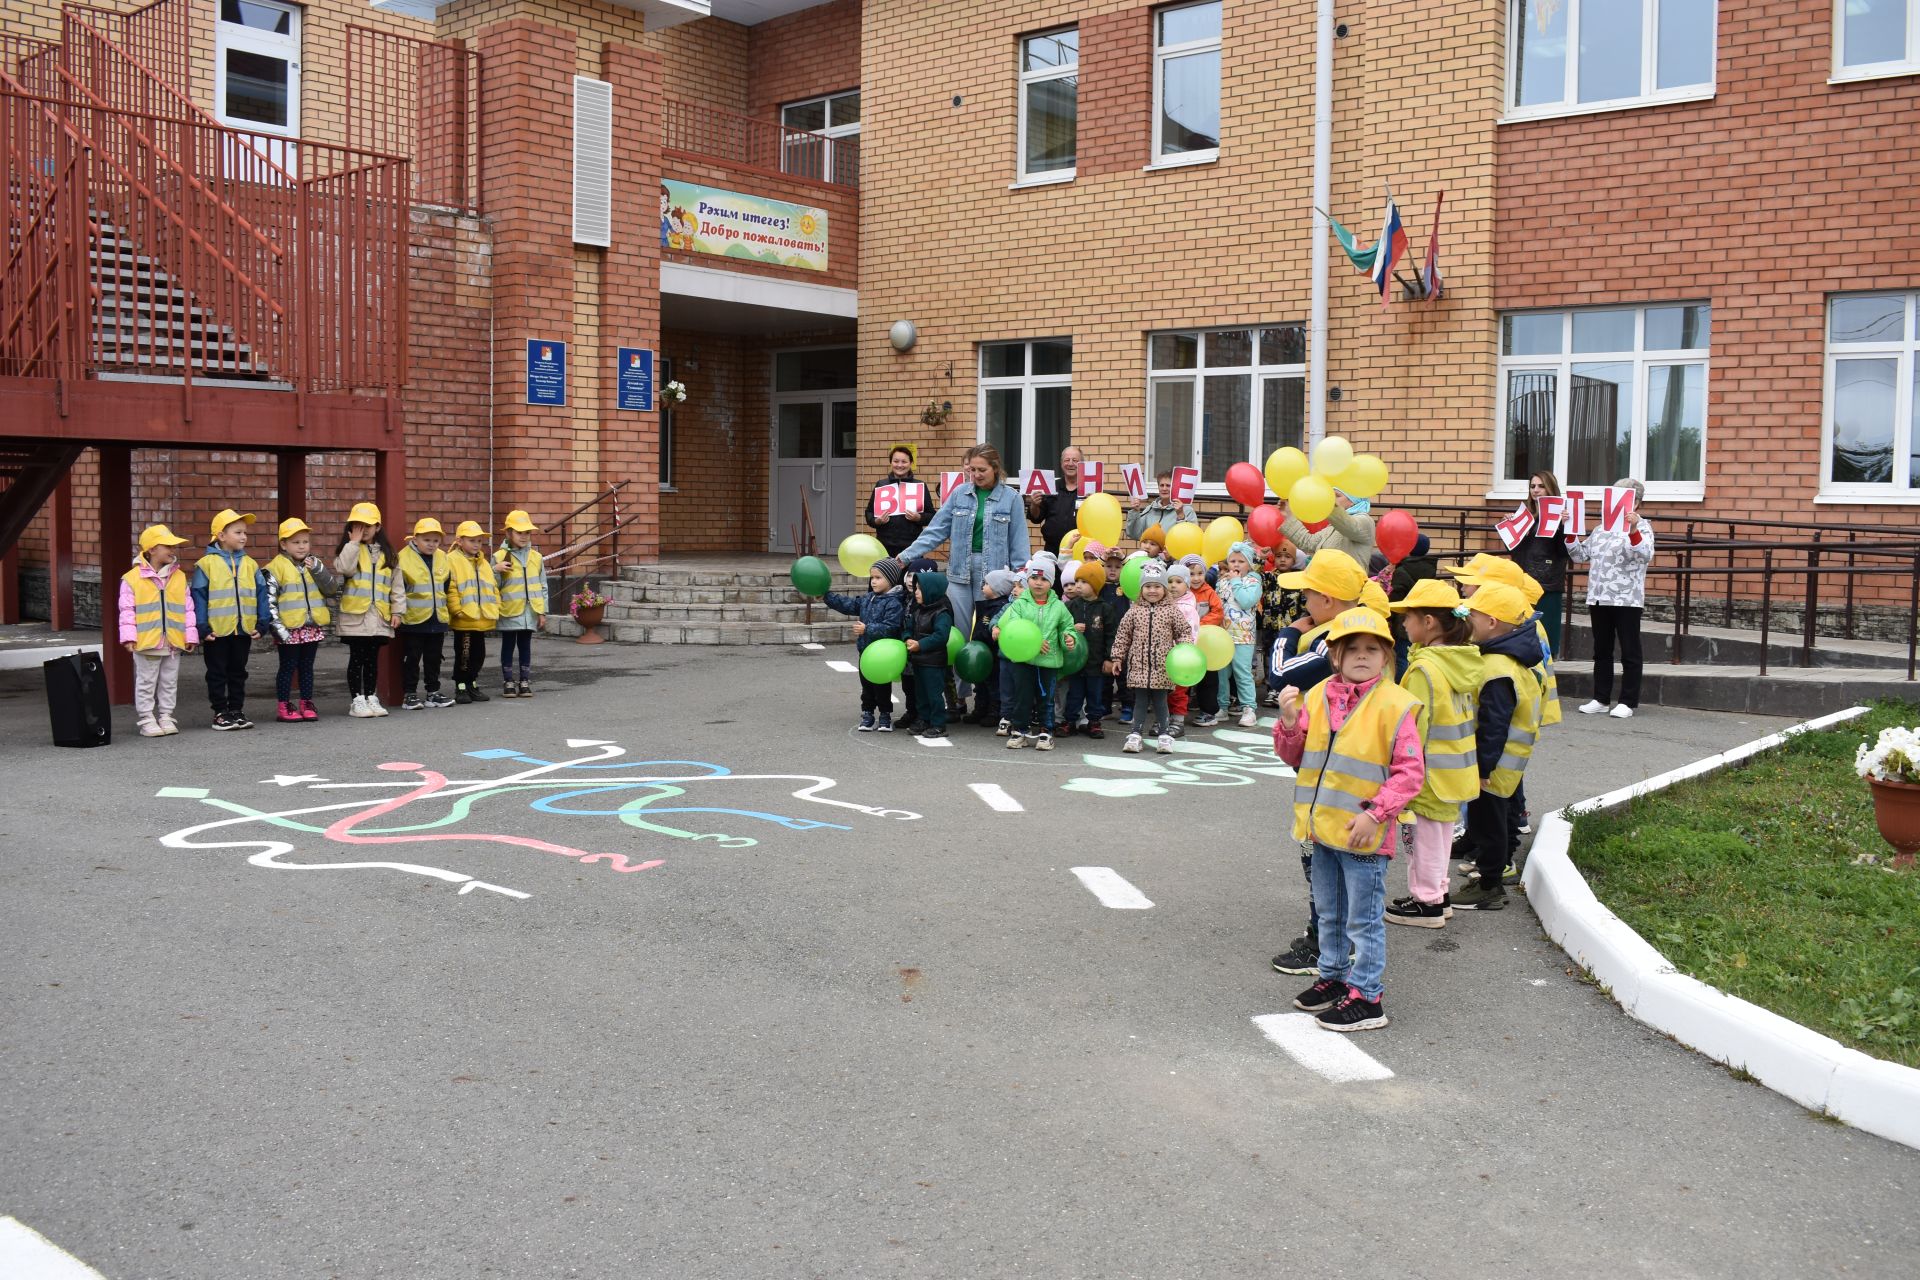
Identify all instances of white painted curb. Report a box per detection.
[0,642,100,672]
[1523,706,1920,1151]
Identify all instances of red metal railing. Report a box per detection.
[67,1,194,121]
[664,98,861,188]
[346,25,481,215]
[1,42,95,383]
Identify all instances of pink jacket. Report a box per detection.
[1273,674,1426,830]
[118,561,200,652]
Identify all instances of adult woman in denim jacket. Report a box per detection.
[901,444,1031,692]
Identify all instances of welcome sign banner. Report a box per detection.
[660,179,829,273]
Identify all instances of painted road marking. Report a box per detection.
[969,783,1024,812]
[825,660,858,673]
[802,642,825,650]
[915,734,952,749]
[0,1217,108,1279]
[1251,1013,1395,1083]
[1070,866,1153,909]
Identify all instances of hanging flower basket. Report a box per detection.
[1855,726,1920,868]
[662,379,688,405]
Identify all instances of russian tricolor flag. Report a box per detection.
[1369,194,1408,307]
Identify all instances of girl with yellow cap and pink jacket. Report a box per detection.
[119,524,199,738]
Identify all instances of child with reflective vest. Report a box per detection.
[192,508,261,731]
[493,509,549,699]
[448,520,501,703]
[1453,582,1544,912]
[394,517,455,710]
[1274,607,1426,1033]
[261,517,340,724]
[1383,581,1483,927]
[119,524,199,737]
[334,501,396,718]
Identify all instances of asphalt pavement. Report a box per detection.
[1,642,1914,1278]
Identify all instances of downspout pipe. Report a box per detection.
[1308,0,1333,446]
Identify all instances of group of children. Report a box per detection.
[120,503,549,738]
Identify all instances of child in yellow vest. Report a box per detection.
[118,525,199,737]
[1384,581,1483,927]
[448,520,501,703]
[493,509,549,699]
[334,501,396,717]
[394,517,456,711]
[1454,583,1544,912]
[262,518,340,723]
[191,508,260,731]
[1274,608,1426,1033]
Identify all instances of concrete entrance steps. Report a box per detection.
[587,560,866,645]
[1560,616,1913,671]
[1554,660,1917,717]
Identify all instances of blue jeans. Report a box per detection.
[946,574,980,696]
[1309,842,1389,1001]
[1063,670,1105,723]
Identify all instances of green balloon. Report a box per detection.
[999,617,1043,663]
[1060,629,1090,676]
[859,637,909,683]
[947,625,966,664]
[1119,557,1146,601]
[955,640,994,683]
[790,555,831,598]
[1165,642,1206,688]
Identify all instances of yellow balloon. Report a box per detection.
[1059,529,1082,557]
[1202,515,1244,566]
[837,533,886,577]
[1310,435,1354,478]
[1076,492,1123,548]
[1265,446,1310,497]
[1339,454,1390,500]
[1163,522,1203,560]
[1289,475,1336,523]
[1195,624,1235,671]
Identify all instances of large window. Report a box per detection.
[1508,0,1716,118]
[1822,293,1920,499]
[781,90,860,185]
[1147,326,1305,488]
[1834,0,1920,80]
[979,340,1072,474]
[215,0,299,135]
[1497,305,1710,500]
[1018,28,1078,184]
[1153,1,1221,164]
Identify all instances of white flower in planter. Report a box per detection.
[663,380,688,405]
[1856,725,1920,783]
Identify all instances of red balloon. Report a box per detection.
[1377,509,1421,564]
[1247,503,1286,548]
[1304,519,1331,534]
[1224,461,1267,508]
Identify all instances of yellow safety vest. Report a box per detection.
[1399,649,1480,821]
[1482,651,1543,799]
[123,565,189,652]
[1536,618,1562,726]
[448,551,500,630]
[340,543,393,622]
[265,554,331,629]
[1291,679,1422,855]
[198,551,259,638]
[397,544,452,626]
[493,546,547,618]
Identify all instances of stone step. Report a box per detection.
[620,564,864,591]
[606,600,835,624]
[1554,660,1920,718]
[601,580,846,607]
[1561,617,1911,671]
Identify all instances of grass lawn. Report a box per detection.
[1568,701,1920,1068]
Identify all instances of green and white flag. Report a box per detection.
[1327,213,1379,273]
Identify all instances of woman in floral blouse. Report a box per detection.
[1566,477,1655,719]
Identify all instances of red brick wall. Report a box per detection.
[1077,6,1151,177]
[660,155,860,289]
[660,330,759,551]
[404,209,493,525]
[747,0,861,121]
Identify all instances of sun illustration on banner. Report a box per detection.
[1059,727,1294,798]
[155,738,922,902]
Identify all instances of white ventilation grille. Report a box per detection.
[572,76,613,247]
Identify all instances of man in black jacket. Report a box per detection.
[1025,445,1085,554]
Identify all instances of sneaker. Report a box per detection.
[1119,707,1133,725]
[1006,733,1028,750]
[1262,690,1281,707]
[1036,733,1054,751]
[1578,699,1608,714]
[1518,810,1533,835]
[158,719,180,735]
[1452,881,1508,911]
[138,721,165,738]
[875,714,893,733]
[1391,893,1453,920]
[349,696,376,719]
[299,700,318,721]
[1169,720,1186,739]
[858,711,876,732]
[210,712,241,731]
[1464,863,1518,884]
[1123,733,1143,753]
[1271,935,1320,976]
[1293,978,1345,1012]
[276,701,302,723]
[1385,897,1448,929]
[231,713,255,730]
[1238,707,1258,727]
[917,725,947,738]
[425,690,455,709]
[1156,734,1174,754]
[501,683,519,699]
[518,681,533,699]
[895,717,921,735]
[1193,711,1219,727]
[454,686,472,705]
[1609,704,1635,719]
[996,718,1011,737]
[364,698,388,718]
[402,694,425,711]
[1057,723,1076,739]
[1087,724,1105,740]
[1317,988,1389,1033]
[467,687,489,703]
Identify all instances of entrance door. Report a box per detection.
[773,396,857,553]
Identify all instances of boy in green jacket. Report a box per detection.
[993,557,1078,751]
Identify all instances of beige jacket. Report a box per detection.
[332,541,397,638]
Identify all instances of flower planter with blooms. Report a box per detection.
[569,586,610,645]
[662,380,688,405]
[1855,725,1920,868]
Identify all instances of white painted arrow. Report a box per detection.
[565,738,617,748]
[263,774,327,787]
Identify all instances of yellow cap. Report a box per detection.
[1141,525,1166,544]
[1440,553,1501,579]
[1324,607,1394,646]
[348,501,383,526]
[502,509,537,533]
[1360,581,1390,613]
[1276,548,1367,602]
[1389,579,1464,612]
[1448,555,1544,607]
[454,520,486,539]
[1468,583,1533,626]
[412,517,444,536]
[210,508,255,537]
[138,524,188,554]
[276,517,312,540]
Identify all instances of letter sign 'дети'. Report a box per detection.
[1121,464,1148,501]
[1535,494,1565,537]
[1078,461,1105,496]
[940,471,964,502]
[1169,467,1199,505]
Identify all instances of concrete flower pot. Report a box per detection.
[572,604,606,645]
[1866,777,1920,868]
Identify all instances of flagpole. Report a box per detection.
[1307,0,1333,447]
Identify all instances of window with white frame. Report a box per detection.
[781,89,860,184]
[979,340,1072,474]
[1834,0,1920,80]
[1147,326,1306,487]
[1153,1,1221,163]
[1018,28,1078,182]
[1822,293,1920,496]
[1508,0,1716,118]
[1497,305,1709,499]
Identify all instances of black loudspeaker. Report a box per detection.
[45,651,111,748]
